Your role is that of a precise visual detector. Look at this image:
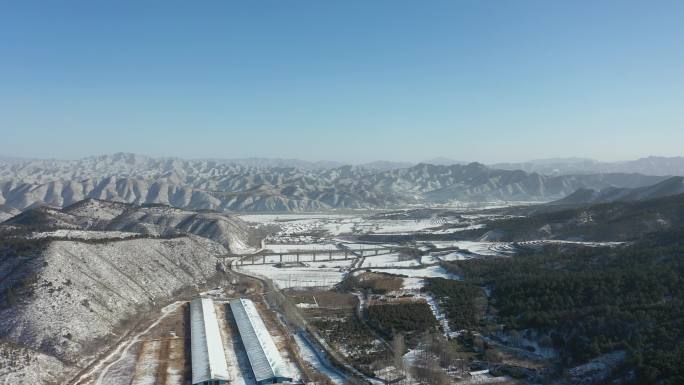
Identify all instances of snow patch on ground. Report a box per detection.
[364,265,458,280]
[429,224,486,234]
[568,351,626,382]
[293,333,347,384]
[415,294,457,338]
[436,251,474,261]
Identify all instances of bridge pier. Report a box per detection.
[296,253,300,262]
[252,256,255,264]
[262,255,266,264]
[280,254,283,263]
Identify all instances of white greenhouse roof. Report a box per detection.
[191,298,231,384]
[230,298,292,383]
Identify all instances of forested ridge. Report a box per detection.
[479,191,684,241]
[445,230,684,384]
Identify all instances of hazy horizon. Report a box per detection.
[2,151,683,167]
[2,1,683,163]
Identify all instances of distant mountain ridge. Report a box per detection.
[0,153,672,212]
[492,156,684,176]
[5,153,684,175]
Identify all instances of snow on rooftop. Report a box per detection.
[191,298,231,384]
[229,298,292,383]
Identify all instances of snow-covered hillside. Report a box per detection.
[0,198,259,383]
[4,199,257,253]
[0,235,229,382]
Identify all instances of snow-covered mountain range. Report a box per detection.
[0,153,673,214]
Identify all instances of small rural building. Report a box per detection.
[229,298,293,384]
[191,298,231,385]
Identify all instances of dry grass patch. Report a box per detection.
[340,271,404,294]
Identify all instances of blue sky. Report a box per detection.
[1,1,682,163]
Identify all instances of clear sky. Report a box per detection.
[1,1,682,163]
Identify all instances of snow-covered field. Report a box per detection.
[240,214,362,237]
[320,218,363,236]
[361,254,421,268]
[360,252,441,268]
[238,260,354,289]
[356,219,444,234]
[240,212,489,238]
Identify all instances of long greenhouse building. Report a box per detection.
[190,298,231,385]
[229,298,293,384]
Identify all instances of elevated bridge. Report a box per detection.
[234,246,396,265]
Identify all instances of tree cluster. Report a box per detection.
[367,302,438,341]
[423,277,484,331]
[447,235,684,385]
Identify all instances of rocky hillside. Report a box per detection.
[0,234,229,383]
[0,153,670,211]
